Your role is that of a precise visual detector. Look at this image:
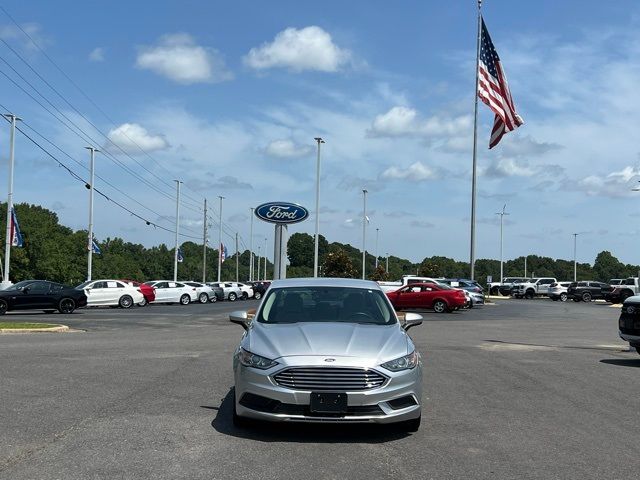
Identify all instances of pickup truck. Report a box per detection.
[606,277,640,303]
[512,278,557,299]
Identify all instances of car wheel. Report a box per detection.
[210,294,218,303]
[180,294,191,305]
[582,292,592,302]
[0,299,8,315]
[119,295,134,309]
[560,293,568,302]
[398,415,421,433]
[199,293,209,304]
[137,297,148,307]
[433,300,446,313]
[58,298,76,314]
[242,292,249,300]
[228,292,237,302]
[254,291,262,300]
[524,291,534,300]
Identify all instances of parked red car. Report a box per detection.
[386,282,466,313]
[121,279,155,306]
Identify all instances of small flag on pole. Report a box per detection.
[10,207,23,247]
[478,18,523,148]
[91,239,101,254]
[221,243,227,263]
[177,247,184,263]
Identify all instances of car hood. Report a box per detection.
[245,322,409,364]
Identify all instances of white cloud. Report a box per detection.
[576,166,640,197]
[368,106,472,139]
[89,47,105,62]
[410,220,435,229]
[381,162,438,182]
[136,33,232,84]
[264,139,313,158]
[482,158,537,178]
[106,123,169,154]
[244,26,351,72]
[0,23,47,51]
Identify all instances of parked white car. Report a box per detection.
[548,282,572,302]
[143,281,197,305]
[183,281,218,303]
[207,282,243,301]
[228,282,255,299]
[77,279,144,309]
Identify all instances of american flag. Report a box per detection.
[478,18,523,148]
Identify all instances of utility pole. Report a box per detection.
[202,198,207,283]
[217,196,224,282]
[386,253,389,273]
[573,233,578,282]
[173,180,182,282]
[375,227,380,268]
[249,207,254,282]
[264,236,267,280]
[235,232,239,282]
[524,255,527,277]
[2,114,20,285]
[257,245,261,281]
[85,146,99,281]
[496,204,509,283]
[313,137,324,277]
[362,189,368,280]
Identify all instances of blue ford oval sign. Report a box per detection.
[255,202,309,224]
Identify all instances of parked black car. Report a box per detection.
[618,298,640,355]
[248,281,270,300]
[567,281,613,302]
[0,280,87,315]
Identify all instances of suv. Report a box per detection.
[567,281,613,302]
[619,296,640,355]
[512,278,556,299]
[488,277,528,296]
[548,282,572,302]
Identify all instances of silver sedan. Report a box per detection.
[229,278,423,431]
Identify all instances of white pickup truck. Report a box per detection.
[512,277,557,299]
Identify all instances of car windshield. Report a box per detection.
[5,280,36,291]
[257,286,396,325]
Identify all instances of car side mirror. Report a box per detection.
[230,310,250,331]
[402,312,423,331]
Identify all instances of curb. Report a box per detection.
[0,324,69,334]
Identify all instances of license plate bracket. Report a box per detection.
[309,392,348,414]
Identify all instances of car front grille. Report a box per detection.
[273,367,387,391]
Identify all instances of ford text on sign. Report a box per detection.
[255,202,309,224]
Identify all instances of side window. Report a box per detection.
[28,282,50,294]
[410,286,420,292]
[49,283,64,293]
[625,278,635,286]
[155,282,167,289]
[578,282,587,287]
[93,281,105,289]
[115,281,126,288]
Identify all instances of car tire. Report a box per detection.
[242,292,249,300]
[210,294,218,303]
[199,293,209,304]
[524,290,534,300]
[58,298,76,314]
[0,299,8,315]
[119,295,134,309]
[399,415,421,433]
[137,297,148,307]
[433,300,447,313]
[490,287,499,296]
[228,292,237,302]
[560,293,568,302]
[180,294,191,305]
[254,291,262,300]
[582,292,592,302]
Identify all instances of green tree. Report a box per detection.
[370,264,388,281]
[322,248,357,278]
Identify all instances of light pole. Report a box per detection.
[375,227,379,269]
[217,196,224,282]
[173,180,182,282]
[362,189,368,280]
[249,207,254,282]
[256,245,261,281]
[202,198,207,283]
[86,146,99,281]
[264,236,267,280]
[313,137,324,277]
[2,114,19,285]
[386,253,389,273]
[495,204,509,283]
[573,233,579,282]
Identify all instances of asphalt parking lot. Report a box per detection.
[0,299,638,480]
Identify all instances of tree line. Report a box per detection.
[1,203,638,286]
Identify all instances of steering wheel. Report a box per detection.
[348,312,374,321]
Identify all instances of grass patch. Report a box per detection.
[0,322,59,329]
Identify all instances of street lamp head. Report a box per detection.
[314,137,325,144]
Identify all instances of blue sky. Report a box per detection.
[1,0,639,267]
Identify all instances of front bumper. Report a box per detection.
[234,356,422,424]
[619,331,640,347]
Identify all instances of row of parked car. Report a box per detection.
[0,279,271,315]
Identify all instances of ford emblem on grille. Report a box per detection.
[627,306,636,314]
[254,202,309,224]
[324,358,336,362]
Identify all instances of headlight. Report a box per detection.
[238,348,278,370]
[380,351,419,372]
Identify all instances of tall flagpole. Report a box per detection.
[202,198,207,283]
[469,0,482,281]
[3,114,20,285]
[249,207,254,282]
[86,146,99,281]
[173,180,182,282]
[313,137,324,277]
[217,196,224,282]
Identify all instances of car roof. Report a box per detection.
[270,277,381,290]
